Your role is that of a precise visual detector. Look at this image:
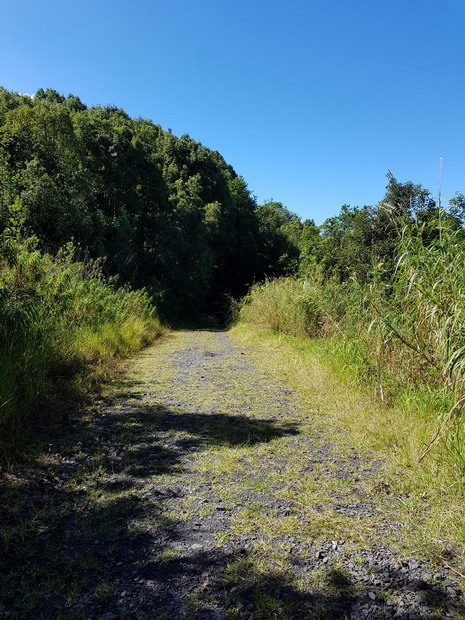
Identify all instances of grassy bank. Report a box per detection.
[234,219,465,563]
[0,211,164,463]
[236,219,465,484]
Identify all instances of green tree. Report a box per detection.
[319,205,373,283]
[255,201,303,277]
[298,218,320,277]
[373,172,438,273]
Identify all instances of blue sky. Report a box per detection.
[1,0,464,224]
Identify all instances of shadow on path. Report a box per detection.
[1,368,463,618]
[0,383,299,618]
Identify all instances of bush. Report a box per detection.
[238,278,322,338]
[0,213,163,461]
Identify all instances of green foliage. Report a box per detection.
[1,86,330,318]
[386,219,465,468]
[0,87,275,316]
[316,174,448,285]
[237,211,465,481]
[239,278,321,338]
[255,202,302,277]
[318,205,373,283]
[0,208,162,461]
[238,275,367,340]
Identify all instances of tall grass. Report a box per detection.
[0,215,163,462]
[239,276,367,339]
[239,278,321,337]
[386,220,465,470]
[237,217,465,483]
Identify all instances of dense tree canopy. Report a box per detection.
[0,88,295,317]
[1,87,461,319]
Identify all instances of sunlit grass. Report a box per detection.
[0,228,165,462]
[231,322,465,563]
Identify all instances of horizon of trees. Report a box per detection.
[1,86,463,318]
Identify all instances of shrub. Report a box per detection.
[0,209,163,461]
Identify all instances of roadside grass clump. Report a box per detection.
[239,277,323,337]
[238,275,369,339]
[0,202,164,461]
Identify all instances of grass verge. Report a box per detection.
[230,322,465,569]
[0,221,165,464]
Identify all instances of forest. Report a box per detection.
[0,87,305,319]
[1,86,465,476]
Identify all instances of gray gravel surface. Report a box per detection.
[1,330,464,619]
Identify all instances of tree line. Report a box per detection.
[0,88,302,319]
[2,87,464,317]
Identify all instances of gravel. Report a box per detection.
[1,330,463,619]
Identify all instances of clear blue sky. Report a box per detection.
[1,0,464,224]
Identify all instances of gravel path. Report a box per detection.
[1,330,464,619]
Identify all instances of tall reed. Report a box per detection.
[384,219,465,470]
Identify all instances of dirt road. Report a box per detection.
[1,330,463,619]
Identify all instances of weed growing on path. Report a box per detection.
[1,329,464,619]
